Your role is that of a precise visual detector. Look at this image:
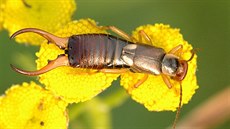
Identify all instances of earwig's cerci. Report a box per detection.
[10,26,194,129]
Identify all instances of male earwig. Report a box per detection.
[10,26,194,129]
[10,28,194,88]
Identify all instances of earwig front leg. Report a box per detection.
[161,74,173,89]
[134,74,148,88]
[138,30,152,45]
[99,69,129,74]
[168,45,183,56]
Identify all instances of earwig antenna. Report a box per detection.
[172,82,182,129]
[10,55,69,76]
[186,50,195,62]
[10,28,68,49]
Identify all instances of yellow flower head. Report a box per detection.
[0,82,68,129]
[120,24,198,111]
[2,0,76,45]
[36,19,120,103]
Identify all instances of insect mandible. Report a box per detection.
[10,26,194,128]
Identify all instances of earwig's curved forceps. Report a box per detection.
[10,28,68,49]
[10,55,69,76]
[10,28,70,76]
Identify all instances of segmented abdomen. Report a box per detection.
[67,34,130,69]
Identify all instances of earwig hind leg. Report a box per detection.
[102,26,136,41]
[11,55,69,76]
[75,69,98,75]
[138,30,152,45]
[134,74,148,88]
[161,74,173,89]
[99,69,129,74]
[99,69,148,88]
[10,28,68,49]
[87,20,137,42]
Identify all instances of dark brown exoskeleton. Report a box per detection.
[10,26,194,129]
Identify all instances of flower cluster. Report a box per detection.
[0,0,198,128]
[1,0,76,45]
[0,82,68,129]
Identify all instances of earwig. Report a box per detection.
[10,26,194,129]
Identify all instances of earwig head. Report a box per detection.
[11,54,69,76]
[162,51,194,81]
[162,54,180,76]
[10,28,68,49]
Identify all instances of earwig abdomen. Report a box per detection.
[67,34,130,69]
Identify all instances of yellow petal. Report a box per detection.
[3,0,76,45]
[0,0,6,30]
[0,82,68,129]
[120,24,198,111]
[36,19,120,103]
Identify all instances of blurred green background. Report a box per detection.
[0,0,229,129]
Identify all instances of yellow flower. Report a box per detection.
[0,81,68,129]
[2,0,76,45]
[120,24,198,111]
[36,19,120,103]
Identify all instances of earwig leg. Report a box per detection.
[75,69,98,75]
[168,45,183,56]
[134,74,148,88]
[161,74,173,89]
[87,20,137,42]
[102,26,136,41]
[10,28,68,49]
[76,68,128,75]
[10,55,69,76]
[138,30,152,45]
[99,69,128,74]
